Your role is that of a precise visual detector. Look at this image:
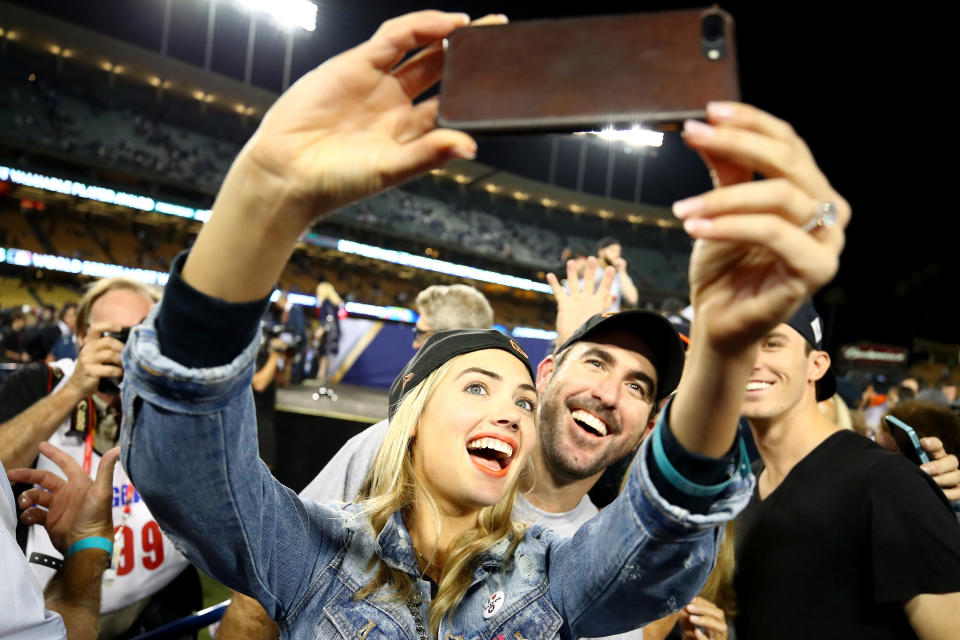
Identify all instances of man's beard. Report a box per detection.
[537,389,625,483]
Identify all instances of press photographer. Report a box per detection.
[0,277,200,639]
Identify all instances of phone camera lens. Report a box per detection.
[701,12,726,61]
[702,14,724,41]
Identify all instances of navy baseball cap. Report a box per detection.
[785,302,837,402]
[554,310,685,400]
[388,329,534,418]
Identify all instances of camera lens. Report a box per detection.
[701,12,726,61]
[702,14,724,43]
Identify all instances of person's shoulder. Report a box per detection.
[324,419,388,458]
[817,429,898,471]
[857,440,956,514]
[0,361,55,394]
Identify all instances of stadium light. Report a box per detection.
[574,125,664,148]
[235,0,318,32]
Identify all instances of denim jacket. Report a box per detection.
[120,305,753,640]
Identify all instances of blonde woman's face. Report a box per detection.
[411,349,537,513]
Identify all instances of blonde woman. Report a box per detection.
[118,9,849,640]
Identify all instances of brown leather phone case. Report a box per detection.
[437,8,739,134]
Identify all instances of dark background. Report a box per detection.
[8,0,957,352]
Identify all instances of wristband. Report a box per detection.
[65,536,114,558]
[651,397,751,497]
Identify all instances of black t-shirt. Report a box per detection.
[0,361,54,423]
[0,325,24,361]
[734,430,960,639]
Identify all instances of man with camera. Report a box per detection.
[0,277,197,639]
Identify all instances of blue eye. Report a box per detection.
[465,382,488,395]
[516,398,535,412]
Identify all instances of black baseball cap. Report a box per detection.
[554,310,685,400]
[388,329,535,418]
[785,302,837,402]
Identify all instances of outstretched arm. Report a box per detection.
[181,11,483,304]
[546,256,615,345]
[548,103,850,638]
[614,257,640,306]
[122,9,506,625]
[669,102,850,457]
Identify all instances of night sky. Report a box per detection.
[8,0,958,352]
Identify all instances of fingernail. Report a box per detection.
[19,495,27,504]
[683,119,714,139]
[451,144,476,160]
[920,464,931,473]
[454,13,471,24]
[673,197,704,219]
[707,101,736,120]
[684,218,712,234]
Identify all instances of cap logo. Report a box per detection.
[401,373,414,389]
[509,339,528,358]
[811,318,822,344]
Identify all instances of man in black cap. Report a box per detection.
[216,288,688,640]
[732,303,960,639]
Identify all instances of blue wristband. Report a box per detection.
[651,398,751,497]
[65,536,114,558]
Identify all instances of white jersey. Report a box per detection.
[25,359,190,613]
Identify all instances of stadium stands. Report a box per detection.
[2,42,693,297]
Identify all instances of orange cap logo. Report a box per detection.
[509,339,528,358]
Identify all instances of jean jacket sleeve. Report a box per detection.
[119,304,347,621]
[546,432,754,639]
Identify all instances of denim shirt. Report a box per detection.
[120,304,753,640]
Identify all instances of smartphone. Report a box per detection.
[883,415,930,466]
[438,8,739,135]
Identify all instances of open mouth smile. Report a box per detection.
[466,434,518,478]
[745,381,774,392]
[571,408,610,437]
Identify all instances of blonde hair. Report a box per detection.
[316,282,343,306]
[356,358,527,636]
[76,277,160,336]
[698,519,737,619]
[415,284,494,331]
